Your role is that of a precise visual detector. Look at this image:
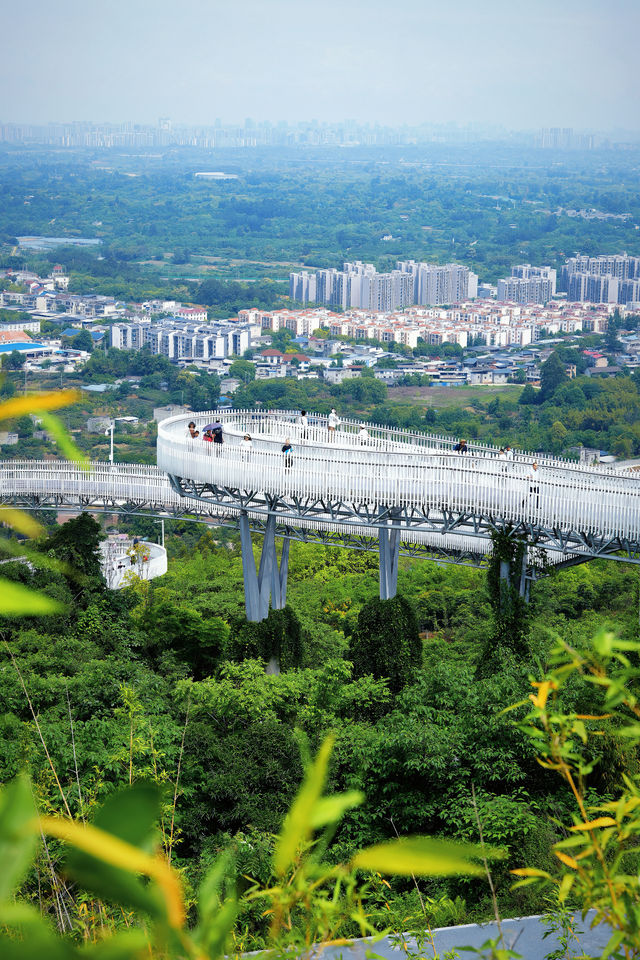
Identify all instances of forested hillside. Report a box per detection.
[2,510,639,944]
[2,143,639,302]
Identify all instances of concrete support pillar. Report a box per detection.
[271,537,289,610]
[238,511,290,622]
[498,545,531,604]
[379,523,400,600]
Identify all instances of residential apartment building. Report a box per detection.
[110,318,251,362]
[510,264,557,293]
[290,260,477,311]
[559,255,640,304]
[497,276,553,304]
[396,261,478,305]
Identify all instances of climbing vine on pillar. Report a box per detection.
[480,528,531,675]
[349,594,421,694]
[231,605,304,672]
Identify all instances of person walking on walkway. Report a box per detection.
[328,408,340,441]
[298,409,308,440]
[187,421,198,439]
[453,438,468,454]
[358,425,370,445]
[212,424,223,454]
[282,439,293,472]
[524,461,540,509]
[240,433,253,460]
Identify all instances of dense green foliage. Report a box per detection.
[2,144,639,303]
[349,595,422,693]
[2,511,640,945]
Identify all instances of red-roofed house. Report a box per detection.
[0,330,32,345]
[281,352,311,371]
[260,349,284,365]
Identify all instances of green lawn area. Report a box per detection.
[388,383,524,409]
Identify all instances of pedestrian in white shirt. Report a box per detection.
[524,461,540,509]
[298,409,308,440]
[240,433,253,460]
[358,425,369,444]
[328,408,340,441]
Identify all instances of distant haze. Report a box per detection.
[2,0,638,132]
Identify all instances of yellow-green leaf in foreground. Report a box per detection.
[0,389,79,421]
[38,816,185,929]
[569,817,617,831]
[558,873,575,903]
[37,411,89,468]
[273,734,334,875]
[0,579,63,617]
[0,508,44,538]
[309,791,364,830]
[352,836,504,877]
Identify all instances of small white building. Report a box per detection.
[100,537,168,590]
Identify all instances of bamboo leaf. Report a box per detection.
[0,390,79,421]
[510,868,552,879]
[309,791,364,829]
[0,776,39,902]
[0,579,63,617]
[557,873,575,903]
[37,412,89,469]
[554,851,579,869]
[273,734,334,875]
[352,837,503,877]
[602,929,625,959]
[569,817,617,831]
[0,509,43,539]
[510,877,543,890]
[38,816,185,929]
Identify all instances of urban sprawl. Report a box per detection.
[1,254,639,390]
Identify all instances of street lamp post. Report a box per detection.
[155,518,165,548]
[104,422,114,464]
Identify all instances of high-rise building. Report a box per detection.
[497,277,553,304]
[396,261,477,306]
[510,264,557,294]
[291,260,477,311]
[560,254,640,304]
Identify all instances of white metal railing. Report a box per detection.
[0,458,503,557]
[167,407,638,474]
[157,410,640,543]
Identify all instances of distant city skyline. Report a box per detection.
[2,0,638,133]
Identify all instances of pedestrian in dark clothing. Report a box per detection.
[282,439,293,472]
[453,438,468,454]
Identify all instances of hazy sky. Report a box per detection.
[4,0,639,130]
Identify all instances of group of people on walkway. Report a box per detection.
[185,415,542,506]
[188,421,223,445]
[453,438,515,462]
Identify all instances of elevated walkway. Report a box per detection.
[3,409,639,621]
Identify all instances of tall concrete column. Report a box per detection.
[238,511,290,622]
[498,544,530,603]
[379,522,400,600]
[271,537,290,609]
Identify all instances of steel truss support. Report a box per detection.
[379,509,401,600]
[238,510,290,622]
